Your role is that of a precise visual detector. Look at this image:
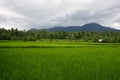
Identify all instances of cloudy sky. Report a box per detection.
[0,0,120,30]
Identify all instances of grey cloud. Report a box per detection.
[0,0,120,29]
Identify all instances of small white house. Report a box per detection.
[98,39,104,42]
[98,39,108,43]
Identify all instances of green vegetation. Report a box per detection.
[0,28,120,43]
[0,40,120,48]
[0,40,120,80]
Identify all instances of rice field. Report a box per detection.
[0,40,120,80]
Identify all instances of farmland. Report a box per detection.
[0,40,120,80]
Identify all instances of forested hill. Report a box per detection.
[38,23,119,32]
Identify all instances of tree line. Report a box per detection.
[0,28,120,43]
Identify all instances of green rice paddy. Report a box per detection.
[0,40,120,80]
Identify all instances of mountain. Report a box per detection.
[33,23,120,32]
[41,26,81,31]
[77,23,119,32]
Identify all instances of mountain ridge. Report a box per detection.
[31,23,120,32]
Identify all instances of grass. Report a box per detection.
[0,40,119,48]
[0,40,120,80]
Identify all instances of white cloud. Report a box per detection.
[0,0,120,30]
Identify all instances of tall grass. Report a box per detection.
[0,45,120,80]
[0,40,120,48]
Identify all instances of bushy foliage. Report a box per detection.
[0,28,120,43]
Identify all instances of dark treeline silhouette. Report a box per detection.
[0,28,120,43]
